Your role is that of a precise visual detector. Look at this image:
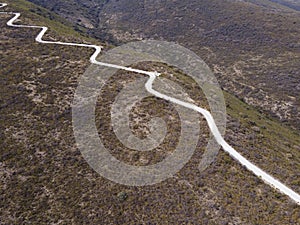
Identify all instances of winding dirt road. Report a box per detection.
[1,2,299,205]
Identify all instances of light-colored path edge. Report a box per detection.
[1,2,299,205]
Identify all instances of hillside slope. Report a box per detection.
[27,0,300,132]
[1,0,300,224]
[97,0,300,130]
